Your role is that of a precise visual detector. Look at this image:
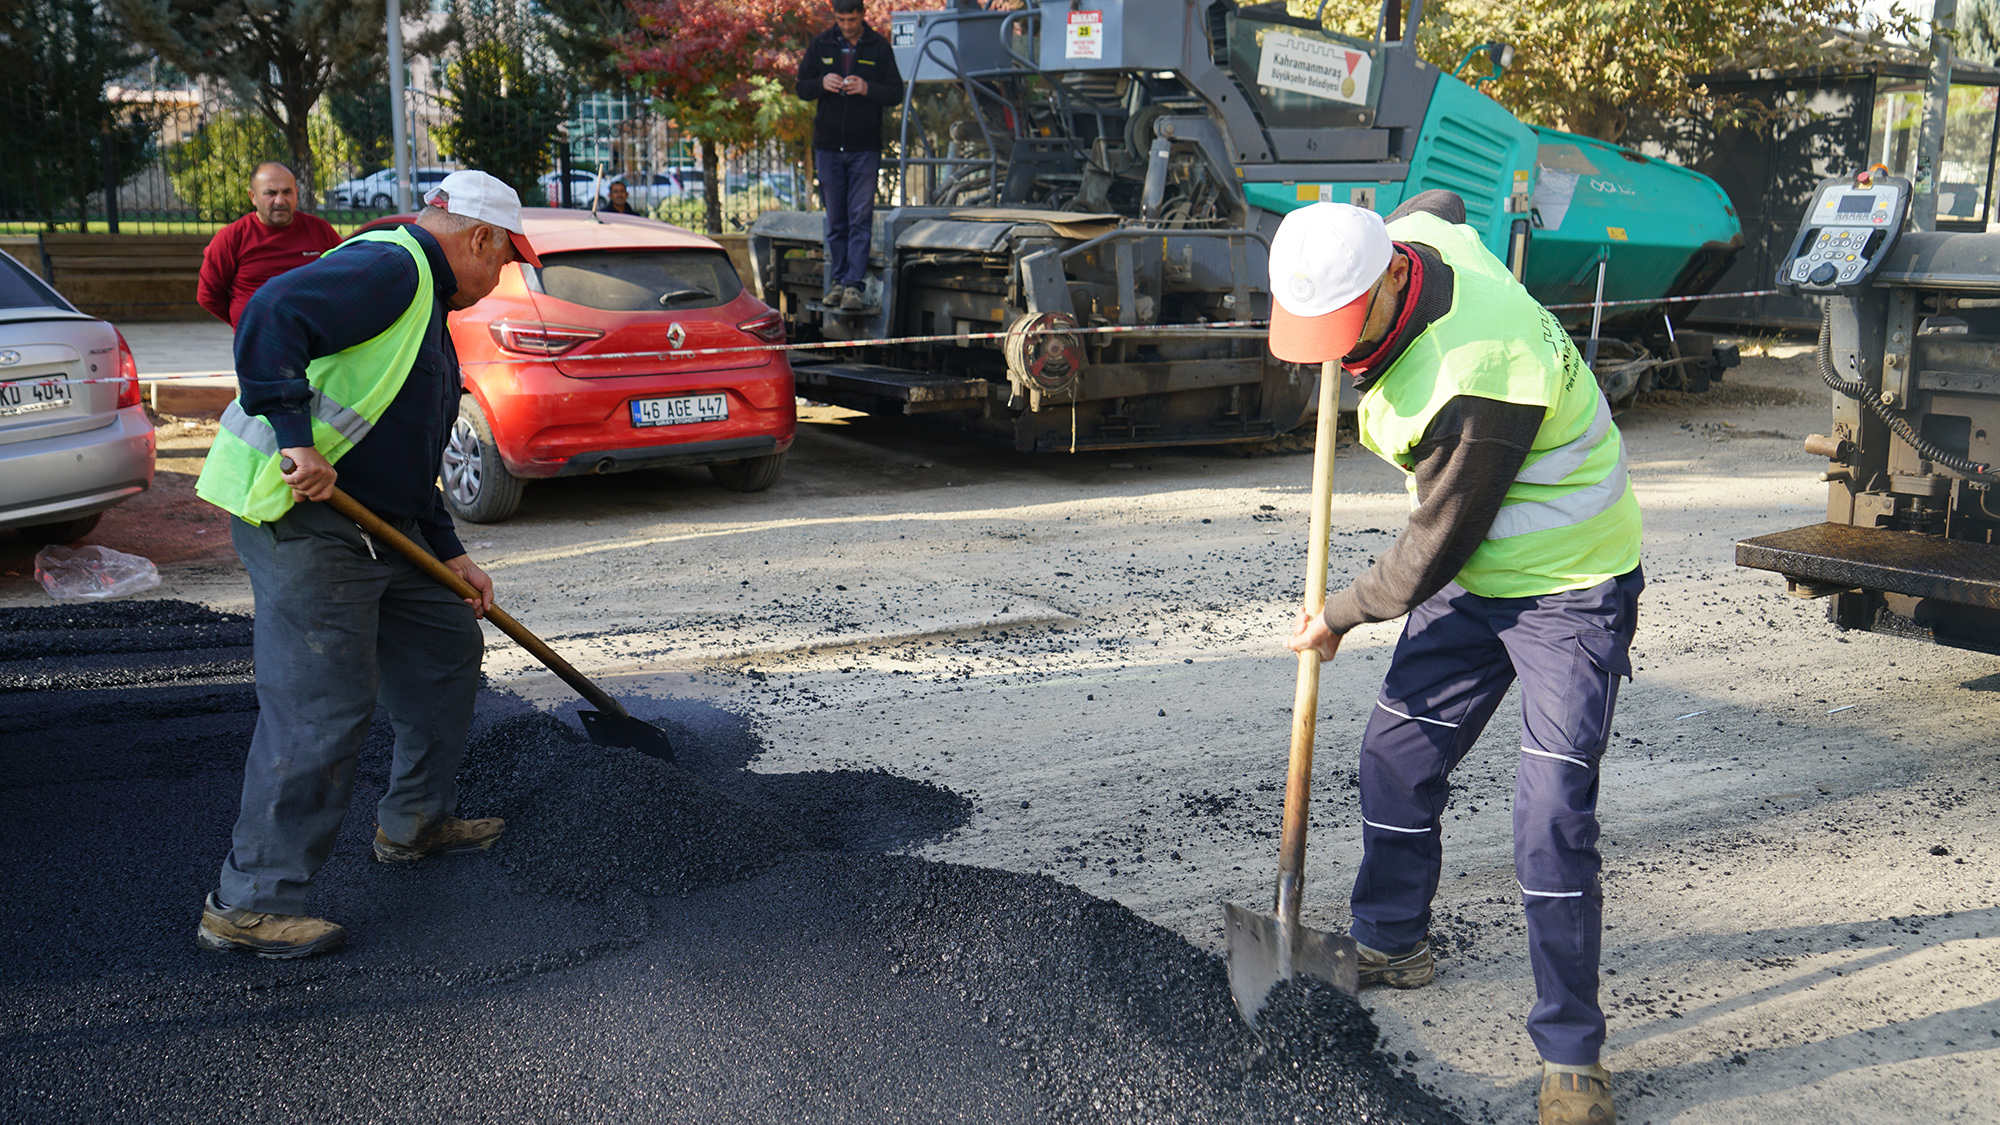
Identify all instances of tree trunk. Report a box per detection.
[1563,101,1630,145]
[701,136,721,235]
[284,106,317,210]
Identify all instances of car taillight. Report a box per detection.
[113,328,141,409]
[489,319,606,356]
[737,309,785,344]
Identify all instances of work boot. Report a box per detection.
[1539,1062,1616,1125]
[1356,938,1434,988]
[372,816,506,864]
[196,893,346,959]
[839,284,868,312]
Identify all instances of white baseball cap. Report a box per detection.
[1267,202,1393,363]
[423,170,543,267]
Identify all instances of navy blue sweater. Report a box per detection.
[233,225,466,560]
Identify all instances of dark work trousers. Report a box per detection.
[816,147,879,287]
[1348,567,1642,1066]
[219,500,482,916]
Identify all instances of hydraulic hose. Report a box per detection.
[1816,302,1995,477]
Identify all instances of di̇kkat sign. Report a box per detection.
[1256,31,1371,105]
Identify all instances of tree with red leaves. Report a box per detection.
[617,0,825,233]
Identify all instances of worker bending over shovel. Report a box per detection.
[192,171,542,959]
[1272,191,1642,1125]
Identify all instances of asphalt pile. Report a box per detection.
[0,600,1464,1125]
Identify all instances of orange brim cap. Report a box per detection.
[1268,287,1370,364]
[507,230,542,269]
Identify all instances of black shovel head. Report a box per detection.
[1222,901,1360,1027]
[579,709,676,761]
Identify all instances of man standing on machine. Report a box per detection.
[795,0,905,314]
[1273,190,1643,1125]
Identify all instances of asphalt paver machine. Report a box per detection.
[1736,31,2000,653]
[749,0,1744,452]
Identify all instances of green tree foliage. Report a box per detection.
[163,108,359,220]
[536,0,636,93]
[432,38,567,200]
[112,0,386,204]
[1960,0,2000,66]
[0,0,152,229]
[1304,0,1923,143]
[327,55,394,175]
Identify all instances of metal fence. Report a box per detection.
[0,61,812,236]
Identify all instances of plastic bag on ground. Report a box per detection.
[33,544,162,600]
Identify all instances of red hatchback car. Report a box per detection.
[361,208,795,522]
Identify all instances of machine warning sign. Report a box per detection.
[1256,32,1370,105]
[1066,10,1103,59]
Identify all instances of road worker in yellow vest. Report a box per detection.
[193,170,541,960]
[1274,190,1642,1125]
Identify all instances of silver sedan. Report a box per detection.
[0,253,155,544]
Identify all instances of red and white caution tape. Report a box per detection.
[22,288,1794,387]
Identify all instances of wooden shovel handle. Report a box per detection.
[1276,360,1340,918]
[281,458,629,719]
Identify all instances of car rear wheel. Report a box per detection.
[708,451,786,493]
[441,399,524,523]
[11,512,102,545]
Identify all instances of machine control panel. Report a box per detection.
[1779,173,1912,293]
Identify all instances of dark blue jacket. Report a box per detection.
[796,23,906,153]
[233,225,466,560]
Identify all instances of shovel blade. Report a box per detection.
[579,709,676,761]
[1222,901,1360,1027]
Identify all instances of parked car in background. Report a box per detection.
[325,167,455,210]
[722,169,809,206]
[603,171,685,211]
[356,209,795,522]
[0,252,153,544]
[539,169,604,208]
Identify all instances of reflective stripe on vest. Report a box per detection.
[1488,447,1630,539]
[1513,394,1611,487]
[217,387,374,458]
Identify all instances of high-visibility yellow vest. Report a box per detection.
[195,226,436,525]
[1356,211,1641,598]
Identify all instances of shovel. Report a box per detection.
[1223,360,1359,1026]
[281,458,675,761]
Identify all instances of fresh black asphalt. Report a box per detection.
[0,600,1466,1124]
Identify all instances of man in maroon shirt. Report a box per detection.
[196,162,344,327]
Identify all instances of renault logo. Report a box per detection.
[666,322,686,350]
[0,350,18,366]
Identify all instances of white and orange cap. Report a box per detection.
[1267,202,1392,363]
[424,170,543,267]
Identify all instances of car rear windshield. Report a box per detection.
[0,253,70,311]
[535,249,743,312]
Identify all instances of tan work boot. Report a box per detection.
[1356,938,1434,989]
[196,893,346,959]
[373,815,506,864]
[1539,1061,1616,1125]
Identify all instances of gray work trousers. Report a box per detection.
[218,501,482,915]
